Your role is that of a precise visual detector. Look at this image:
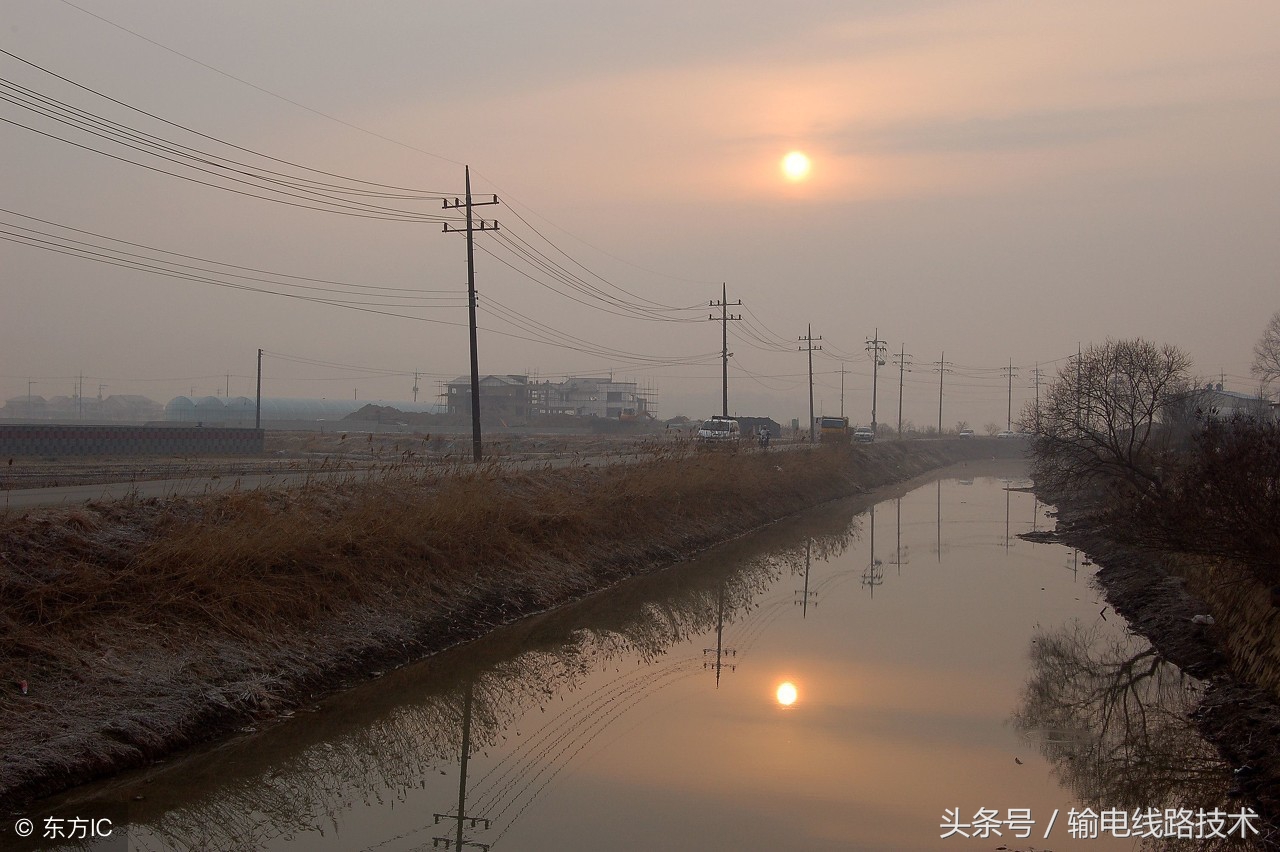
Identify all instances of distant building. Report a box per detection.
[1162,383,1274,436]
[445,375,531,420]
[544,377,650,419]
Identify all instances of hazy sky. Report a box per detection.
[3,0,1278,427]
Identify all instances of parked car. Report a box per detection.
[852,425,875,443]
[958,429,975,439]
[996,430,1017,439]
[696,416,741,448]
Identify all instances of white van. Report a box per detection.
[696,416,741,448]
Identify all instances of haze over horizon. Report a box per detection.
[3,1,1278,429]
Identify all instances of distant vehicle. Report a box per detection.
[852,425,875,443]
[696,416,741,448]
[818,416,850,443]
[958,429,975,439]
[996,430,1018,439]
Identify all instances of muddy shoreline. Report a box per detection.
[1046,517,1280,847]
[1,439,1016,813]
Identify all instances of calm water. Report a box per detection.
[32,460,1246,851]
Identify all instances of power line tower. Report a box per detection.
[442,166,500,463]
[1001,360,1019,431]
[799,326,822,443]
[865,329,887,433]
[893,345,913,436]
[709,284,742,417]
[933,352,953,433]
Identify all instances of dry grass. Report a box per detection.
[0,439,987,807]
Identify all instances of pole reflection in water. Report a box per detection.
[861,503,884,596]
[31,462,1257,850]
[434,680,491,851]
[794,538,817,616]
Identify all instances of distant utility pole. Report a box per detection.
[894,345,913,436]
[933,352,953,433]
[865,329,887,433]
[1001,359,1019,431]
[413,371,421,404]
[838,362,849,419]
[1030,363,1045,433]
[800,326,822,443]
[255,348,263,430]
[709,284,742,417]
[443,166,500,463]
[27,380,35,411]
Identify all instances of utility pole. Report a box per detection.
[894,345,912,436]
[933,352,953,434]
[255,348,263,430]
[26,380,35,412]
[708,284,741,417]
[443,166,500,463]
[1001,360,1019,431]
[865,329,887,434]
[799,326,822,443]
[413,371,421,404]
[1030,363,1045,433]
[838,362,848,419]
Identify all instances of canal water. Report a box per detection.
[38,460,1248,851]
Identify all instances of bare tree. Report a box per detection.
[1253,309,1280,394]
[984,422,1000,436]
[1021,339,1193,499]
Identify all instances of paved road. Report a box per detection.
[1,442,814,511]
[0,470,371,510]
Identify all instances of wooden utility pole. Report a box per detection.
[443,166,500,463]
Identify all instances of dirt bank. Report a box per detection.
[1,438,1014,810]
[1048,519,1280,847]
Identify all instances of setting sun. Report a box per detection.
[776,681,798,706]
[781,151,812,182]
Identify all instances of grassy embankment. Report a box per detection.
[0,438,1004,808]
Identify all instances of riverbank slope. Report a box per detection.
[1,439,1016,809]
